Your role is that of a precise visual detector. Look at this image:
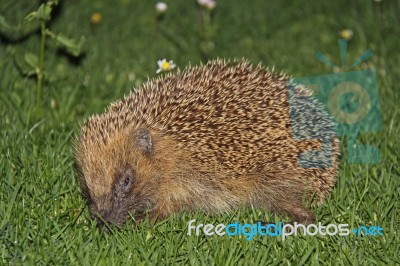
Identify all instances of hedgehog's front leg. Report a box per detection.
[248,175,316,224]
[145,200,185,223]
[276,202,315,224]
[255,197,315,225]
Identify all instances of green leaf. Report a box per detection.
[35,0,59,21]
[54,33,76,49]
[0,14,40,40]
[14,54,37,77]
[51,33,86,57]
[24,11,38,23]
[0,15,12,32]
[24,53,39,69]
[73,36,86,56]
[36,3,52,21]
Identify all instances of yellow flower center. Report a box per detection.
[90,12,102,25]
[161,61,170,70]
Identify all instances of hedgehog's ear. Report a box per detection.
[135,128,153,155]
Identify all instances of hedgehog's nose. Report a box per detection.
[95,219,109,231]
[92,213,115,232]
[91,208,125,232]
[90,209,112,227]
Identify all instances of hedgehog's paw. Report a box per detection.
[286,205,315,225]
[148,205,175,223]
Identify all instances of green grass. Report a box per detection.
[1,0,399,264]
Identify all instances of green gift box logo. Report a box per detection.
[289,39,382,167]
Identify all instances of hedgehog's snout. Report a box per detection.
[90,211,110,230]
[92,215,119,233]
[90,203,128,228]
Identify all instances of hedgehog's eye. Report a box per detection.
[120,174,133,190]
[116,168,135,194]
[123,176,131,187]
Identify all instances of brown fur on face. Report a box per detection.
[74,59,340,226]
[75,126,172,225]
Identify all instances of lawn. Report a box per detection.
[1,0,399,264]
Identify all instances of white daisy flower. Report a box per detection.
[205,0,216,10]
[198,0,216,10]
[155,2,168,14]
[156,59,176,73]
[197,0,209,6]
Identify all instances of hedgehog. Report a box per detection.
[74,59,339,226]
